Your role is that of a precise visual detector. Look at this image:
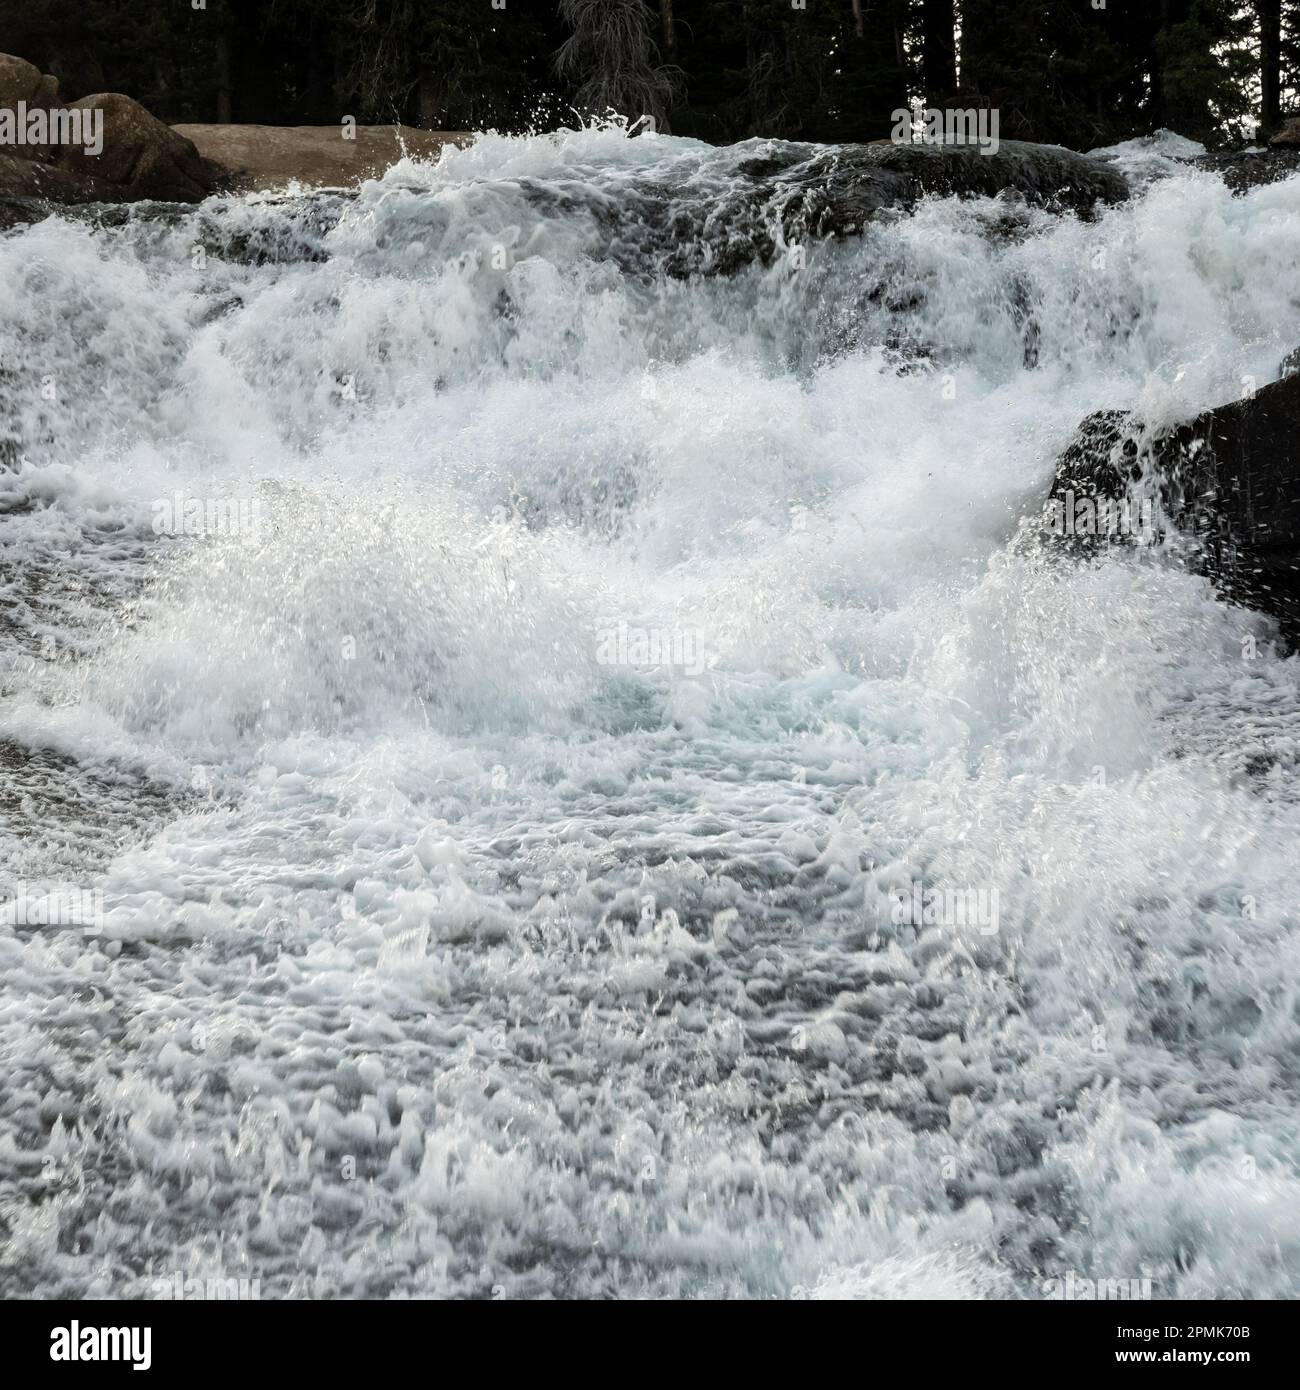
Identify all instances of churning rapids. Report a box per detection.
[2,127,1300,1300]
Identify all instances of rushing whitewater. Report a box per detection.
[2,128,1299,1300]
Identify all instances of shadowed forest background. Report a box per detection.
[0,1,1298,151]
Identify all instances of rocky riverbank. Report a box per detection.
[0,49,1130,224]
[0,52,470,214]
[170,124,471,193]
[0,54,220,206]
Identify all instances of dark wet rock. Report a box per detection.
[0,151,119,205]
[828,139,1128,215]
[0,190,57,232]
[645,138,1129,277]
[1045,372,1300,639]
[1192,145,1300,193]
[777,139,1128,247]
[186,196,347,267]
[0,193,345,268]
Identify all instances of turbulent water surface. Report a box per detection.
[2,129,1299,1299]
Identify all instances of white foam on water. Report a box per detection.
[2,127,1299,1299]
[1089,129,1208,185]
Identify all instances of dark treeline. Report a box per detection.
[1,0,1297,149]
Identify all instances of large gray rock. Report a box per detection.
[0,54,59,117]
[0,53,62,162]
[1045,372,1300,640]
[60,93,221,201]
[1,55,222,206]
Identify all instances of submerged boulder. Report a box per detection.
[652,138,1130,276]
[1045,371,1300,639]
[797,139,1129,220]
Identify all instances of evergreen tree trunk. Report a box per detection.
[1150,0,1191,129]
[1260,0,1282,130]
[959,0,998,99]
[858,0,909,138]
[417,73,439,128]
[660,0,676,57]
[921,0,957,104]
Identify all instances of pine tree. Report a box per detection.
[0,0,1270,147]
[554,0,681,130]
[1150,0,1253,142]
[1271,0,1300,121]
